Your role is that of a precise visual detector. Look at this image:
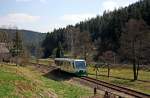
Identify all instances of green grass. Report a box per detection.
[42,77,90,98]
[0,64,91,98]
[88,66,150,94]
[0,66,26,97]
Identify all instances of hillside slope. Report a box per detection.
[0,63,90,98]
[0,29,46,46]
[0,29,46,56]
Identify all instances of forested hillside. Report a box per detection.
[0,29,46,44]
[0,29,46,56]
[42,0,150,62]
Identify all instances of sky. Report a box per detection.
[0,0,140,33]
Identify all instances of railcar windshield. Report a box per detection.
[75,61,86,69]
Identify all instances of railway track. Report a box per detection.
[76,76,150,98]
[30,62,150,98]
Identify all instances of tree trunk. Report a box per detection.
[136,61,140,80]
[84,51,86,60]
[136,40,142,80]
[132,40,137,80]
[96,69,98,80]
[108,64,110,77]
[133,63,137,80]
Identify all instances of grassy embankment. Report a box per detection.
[88,66,150,94]
[0,63,91,98]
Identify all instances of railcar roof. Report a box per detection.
[55,58,85,62]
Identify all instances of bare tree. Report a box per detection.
[65,27,80,58]
[65,27,93,61]
[0,31,11,63]
[20,48,30,65]
[120,19,150,80]
[35,46,43,65]
[76,31,93,61]
[98,51,114,77]
[11,29,23,66]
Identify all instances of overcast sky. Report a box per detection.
[0,0,139,33]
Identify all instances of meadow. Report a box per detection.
[88,66,150,94]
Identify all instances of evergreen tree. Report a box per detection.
[56,42,64,58]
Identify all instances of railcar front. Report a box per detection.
[74,60,87,76]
